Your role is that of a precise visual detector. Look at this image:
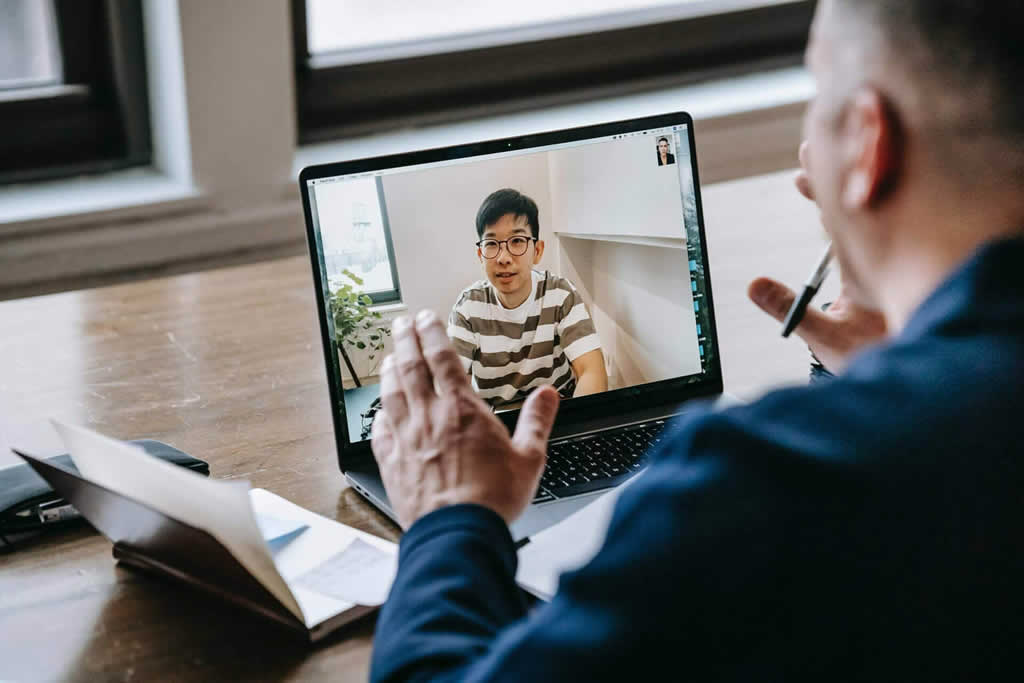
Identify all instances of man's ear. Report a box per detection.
[477,247,484,264]
[841,88,901,211]
[533,239,545,264]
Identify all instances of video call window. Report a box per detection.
[307,127,712,443]
[656,136,676,166]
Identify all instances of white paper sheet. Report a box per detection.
[248,488,397,627]
[516,480,632,600]
[256,515,306,541]
[0,420,13,469]
[296,538,393,606]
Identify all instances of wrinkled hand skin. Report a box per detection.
[747,141,888,373]
[371,310,560,529]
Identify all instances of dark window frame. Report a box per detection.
[368,175,402,305]
[0,0,151,185]
[293,0,816,143]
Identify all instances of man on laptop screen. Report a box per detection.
[300,115,717,541]
[309,126,707,445]
[448,188,607,410]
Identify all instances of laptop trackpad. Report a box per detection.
[510,495,605,541]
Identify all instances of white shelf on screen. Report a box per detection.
[553,232,686,250]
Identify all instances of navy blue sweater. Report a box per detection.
[372,238,1024,681]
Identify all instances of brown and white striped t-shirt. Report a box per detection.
[447,270,602,407]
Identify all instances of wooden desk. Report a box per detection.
[0,170,835,681]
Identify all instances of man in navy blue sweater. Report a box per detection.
[368,1,1024,679]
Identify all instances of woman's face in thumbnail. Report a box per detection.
[478,213,545,306]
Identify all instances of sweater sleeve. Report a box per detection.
[371,374,888,681]
[370,503,529,682]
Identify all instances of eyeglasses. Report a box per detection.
[476,236,534,259]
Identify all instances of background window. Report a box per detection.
[306,0,720,62]
[0,0,61,89]
[319,176,402,304]
[293,0,815,142]
[0,0,151,184]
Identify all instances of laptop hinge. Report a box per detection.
[548,398,705,442]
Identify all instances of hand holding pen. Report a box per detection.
[746,142,888,373]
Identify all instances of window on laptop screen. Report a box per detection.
[306,124,715,443]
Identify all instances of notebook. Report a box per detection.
[14,422,397,642]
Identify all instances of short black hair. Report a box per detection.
[838,1,1024,177]
[475,189,539,240]
[657,137,669,144]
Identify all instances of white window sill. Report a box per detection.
[0,167,203,235]
[0,67,810,248]
[371,302,408,314]
[293,66,813,175]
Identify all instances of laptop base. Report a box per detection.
[346,470,610,542]
[342,398,744,542]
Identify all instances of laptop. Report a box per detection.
[298,112,723,540]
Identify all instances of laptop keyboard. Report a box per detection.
[533,420,668,503]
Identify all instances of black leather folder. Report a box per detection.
[0,440,208,535]
[14,453,310,632]
[10,449,379,641]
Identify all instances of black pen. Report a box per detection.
[781,242,833,338]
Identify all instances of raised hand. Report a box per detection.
[748,278,887,373]
[371,310,561,528]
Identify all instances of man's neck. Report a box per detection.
[874,199,1024,331]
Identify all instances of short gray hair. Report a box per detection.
[838,0,1024,181]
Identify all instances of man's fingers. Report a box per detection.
[378,354,410,428]
[370,409,409,518]
[747,277,840,349]
[370,411,396,463]
[511,385,560,458]
[747,277,796,323]
[391,315,435,402]
[414,310,472,396]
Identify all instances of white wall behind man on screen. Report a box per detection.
[549,136,686,240]
[381,152,557,320]
[547,134,702,387]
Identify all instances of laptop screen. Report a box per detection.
[302,115,719,445]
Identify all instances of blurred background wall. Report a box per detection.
[0,0,815,301]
